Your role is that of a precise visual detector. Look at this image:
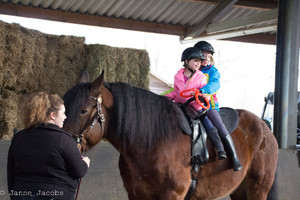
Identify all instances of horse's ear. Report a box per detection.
[90,71,113,107]
[90,71,104,97]
[78,69,90,83]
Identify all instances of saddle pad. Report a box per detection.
[219,107,239,134]
[175,104,193,136]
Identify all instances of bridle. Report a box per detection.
[74,94,106,200]
[75,95,105,152]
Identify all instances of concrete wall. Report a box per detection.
[1,140,300,200]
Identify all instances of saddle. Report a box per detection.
[178,104,209,170]
[177,104,239,169]
[177,104,239,200]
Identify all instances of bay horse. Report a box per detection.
[63,71,278,200]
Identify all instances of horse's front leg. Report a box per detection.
[118,155,138,200]
[118,155,154,200]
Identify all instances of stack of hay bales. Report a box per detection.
[0,20,150,139]
[85,44,149,89]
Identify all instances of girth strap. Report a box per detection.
[184,179,197,200]
[184,119,209,200]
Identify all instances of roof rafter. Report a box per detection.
[187,0,277,10]
[206,8,278,34]
[182,25,277,44]
[184,0,238,39]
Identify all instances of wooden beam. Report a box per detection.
[181,25,277,44]
[184,0,238,38]
[186,0,277,10]
[233,0,277,10]
[220,33,276,45]
[0,3,189,36]
[206,8,278,34]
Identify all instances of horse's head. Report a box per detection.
[63,70,113,152]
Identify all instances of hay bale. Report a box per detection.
[85,44,150,89]
[0,20,150,139]
[85,45,117,82]
[1,22,47,93]
[0,90,24,139]
[1,22,22,90]
[39,35,85,96]
[1,22,44,92]
[133,49,150,89]
[0,21,86,96]
[0,21,7,90]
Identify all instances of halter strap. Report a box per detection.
[76,95,105,152]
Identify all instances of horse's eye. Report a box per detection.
[81,110,88,115]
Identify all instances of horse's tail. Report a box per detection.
[267,168,278,200]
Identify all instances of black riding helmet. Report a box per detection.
[194,41,215,55]
[181,47,205,62]
[181,47,204,77]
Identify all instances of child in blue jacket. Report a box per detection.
[194,41,242,171]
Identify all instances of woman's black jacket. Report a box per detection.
[7,123,88,200]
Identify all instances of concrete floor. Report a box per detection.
[1,140,299,200]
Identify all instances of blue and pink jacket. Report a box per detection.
[165,68,207,111]
[199,65,220,111]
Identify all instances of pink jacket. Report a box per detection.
[165,68,207,111]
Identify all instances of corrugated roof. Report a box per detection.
[0,0,278,44]
[3,0,266,26]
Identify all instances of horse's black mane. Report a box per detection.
[105,82,189,150]
[63,81,189,150]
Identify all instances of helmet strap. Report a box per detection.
[184,59,196,78]
[187,67,195,78]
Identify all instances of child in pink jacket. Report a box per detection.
[165,47,226,160]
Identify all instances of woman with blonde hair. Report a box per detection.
[7,92,90,200]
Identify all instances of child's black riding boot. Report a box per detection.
[207,127,227,160]
[223,134,242,171]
